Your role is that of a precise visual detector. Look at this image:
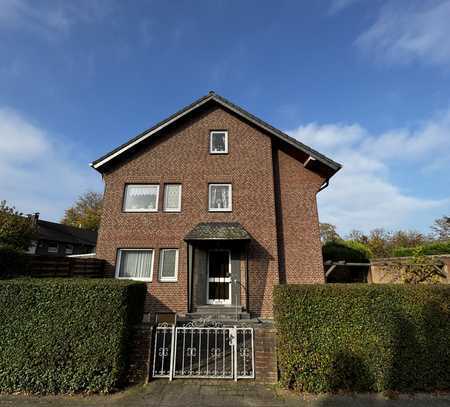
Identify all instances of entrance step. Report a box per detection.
[186,305,250,320]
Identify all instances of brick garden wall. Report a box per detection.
[254,326,278,383]
[127,323,279,384]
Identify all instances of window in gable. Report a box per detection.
[210,131,228,154]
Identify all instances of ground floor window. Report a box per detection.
[47,241,58,253]
[116,249,154,281]
[159,249,179,282]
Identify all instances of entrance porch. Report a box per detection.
[184,223,251,320]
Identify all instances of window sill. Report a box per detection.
[208,209,232,212]
[115,277,152,282]
[123,209,158,213]
[158,279,178,283]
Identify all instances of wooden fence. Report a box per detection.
[28,255,106,278]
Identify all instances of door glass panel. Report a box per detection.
[208,251,229,278]
[208,282,230,300]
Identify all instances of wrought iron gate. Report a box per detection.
[152,322,254,380]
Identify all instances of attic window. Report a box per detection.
[210,131,228,154]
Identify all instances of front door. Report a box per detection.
[207,250,231,305]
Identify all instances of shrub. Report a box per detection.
[322,240,372,263]
[392,241,450,257]
[0,201,35,250]
[274,284,450,393]
[0,278,145,394]
[0,245,30,277]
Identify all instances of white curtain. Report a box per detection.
[164,185,180,209]
[211,185,229,208]
[160,249,177,278]
[128,186,155,196]
[125,185,158,210]
[119,250,152,278]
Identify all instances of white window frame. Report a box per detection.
[26,240,38,254]
[115,248,154,282]
[123,184,160,212]
[163,184,182,212]
[158,249,179,282]
[208,183,232,212]
[47,241,58,253]
[209,130,228,154]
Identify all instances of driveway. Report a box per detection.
[0,381,449,407]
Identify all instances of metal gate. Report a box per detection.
[152,322,254,380]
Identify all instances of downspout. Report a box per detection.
[318,178,329,192]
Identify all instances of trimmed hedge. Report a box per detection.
[274,284,450,393]
[322,241,371,263]
[0,246,30,277]
[0,278,145,394]
[392,241,450,257]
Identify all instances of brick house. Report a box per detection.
[91,92,341,320]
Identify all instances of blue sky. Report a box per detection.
[1,0,449,235]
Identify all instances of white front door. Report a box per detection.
[207,250,231,305]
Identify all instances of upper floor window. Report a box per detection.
[123,184,159,212]
[210,131,228,154]
[163,184,182,212]
[209,184,232,212]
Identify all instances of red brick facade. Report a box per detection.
[95,99,332,319]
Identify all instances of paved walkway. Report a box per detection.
[0,381,449,406]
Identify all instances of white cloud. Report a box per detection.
[328,0,364,15]
[0,107,102,221]
[288,111,450,234]
[356,0,450,67]
[0,0,114,36]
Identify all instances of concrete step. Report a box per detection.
[195,305,243,314]
[186,305,250,321]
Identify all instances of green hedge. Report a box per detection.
[274,284,450,393]
[0,278,145,394]
[0,246,30,277]
[392,241,450,257]
[322,241,371,263]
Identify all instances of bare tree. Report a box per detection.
[431,216,450,241]
[319,223,341,244]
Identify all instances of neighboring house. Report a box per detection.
[27,213,97,256]
[91,92,341,319]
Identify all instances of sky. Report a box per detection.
[0,0,449,236]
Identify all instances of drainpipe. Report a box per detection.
[318,179,329,192]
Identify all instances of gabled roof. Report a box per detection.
[37,220,97,246]
[184,222,251,241]
[90,91,342,177]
